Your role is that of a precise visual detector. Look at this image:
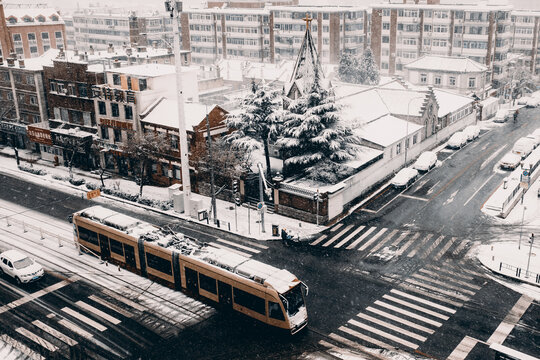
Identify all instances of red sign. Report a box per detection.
[86,189,101,200]
[100,118,133,130]
[27,125,52,145]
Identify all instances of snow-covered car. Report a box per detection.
[447,132,467,149]
[0,250,44,284]
[413,151,437,172]
[526,97,540,108]
[526,132,540,148]
[493,109,509,123]
[517,97,531,105]
[512,137,535,159]
[463,125,480,141]
[391,167,418,188]
[499,152,522,170]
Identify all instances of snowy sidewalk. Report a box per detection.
[0,147,322,241]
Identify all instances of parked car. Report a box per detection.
[447,132,468,149]
[517,97,531,105]
[512,137,535,159]
[0,250,44,284]
[391,167,418,188]
[499,152,522,170]
[413,151,438,172]
[493,109,509,123]
[527,97,540,108]
[463,125,480,141]
[525,133,540,148]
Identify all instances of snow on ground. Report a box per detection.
[0,147,321,241]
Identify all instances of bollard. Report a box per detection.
[118,265,121,272]
[58,235,63,248]
[492,255,494,261]
[22,221,27,233]
[105,261,108,267]
[6,218,10,227]
[40,228,44,240]
[491,245,493,251]
[499,262,502,271]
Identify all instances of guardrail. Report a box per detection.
[4,216,74,248]
[499,261,540,284]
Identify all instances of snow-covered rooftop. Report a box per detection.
[404,55,488,73]
[356,114,423,147]
[433,89,474,117]
[0,48,60,71]
[107,64,176,77]
[141,98,216,130]
[4,7,63,25]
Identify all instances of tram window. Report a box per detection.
[110,239,124,256]
[199,273,217,294]
[146,253,172,275]
[78,226,99,246]
[269,301,285,320]
[234,288,265,315]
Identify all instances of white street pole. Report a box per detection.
[519,206,526,250]
[167,1,191,216]
[525,234,534,278]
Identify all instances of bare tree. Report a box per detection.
[123,131,172,196]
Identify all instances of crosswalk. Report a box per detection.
[310,224,470,261]
[209,238,268,258]
[325,261,484,354]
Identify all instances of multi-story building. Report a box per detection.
[0,2,66,59]
[370,1,513,80]
[510,10,540,75]
[63,15,76,49]
[181,5,368,65]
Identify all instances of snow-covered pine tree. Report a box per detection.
[225,80,282,180]
[277,68,359,183]
[338,53,358,83]
[359,48,380,85]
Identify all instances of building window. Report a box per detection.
[41,32,49,40]
[112,74,121,86]
[29,96,37,105]
[124,105,133,120]
[420,73,427,84]
[78,84,88,98]
[381,62,389,70]
[101,127,109,139]
[171,135,178,150]
[26,75,34,85]
[449,77,456,86]
[49,81,57,92]
[382,36,390,43]
[383,22,390,30]
[139,78,147,91]
[113,128,122,143]
[111,103,119,117]
[55,31,63,39]
[434,76,441,85]
[98,101,106,115]
[468,77,476,88]
[413,134,418,144]
[396,143,401,155]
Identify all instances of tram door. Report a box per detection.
[124,245,137,271]
[185,267,199,296]
[218,281,232,309]
[99,235,110,260]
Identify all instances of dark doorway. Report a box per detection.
[185,267,199,296]
[218,281,233,309]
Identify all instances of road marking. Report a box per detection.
[399,194,428,201]
[334,226,365,248]
[0,278,75,314]
[32,320,78,346]
[16,327,58,353]
[480,146,507,170]
[88,295,133,318]
[411,273,477,295]
[102,289,146,312]
[420,235,445,259]
[443,190,459,205]
[391,231,409,246]
[210,243,252,258]
[374,300,442,327]
[358,228,388,251]
[216,238,261,253]
[239,240,268,249]
[390,289,456,314]
[75,301,121,325]
[396,232,421,256]
[346,227,376,250]
[0,334,45,360]
[382,294,449,320]
[432,237,457,261]
[57,319,93,339]
[464,173,496,206]
[418,268,481,291]
[451,240,470,256]
[330,223,343,232]
[407,233,433,257]
[368,229,399,255]
[447,336,479,360]
[412,179,429,192]
[348,319,419,349]
[310,234,327,246]
[424,264,474,281]
[333,327,393,351]
[366,306,435,334]
[487,294,533,345]
[355,312,427,342]
[426,180,441,195]
[61,307,107,332]
[359,208,377,213]
[405,278,470,302]
[322,225,354,247]
[398,282,463,307]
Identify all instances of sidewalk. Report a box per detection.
[0,146,322,241]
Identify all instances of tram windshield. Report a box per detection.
[281,284,305,316]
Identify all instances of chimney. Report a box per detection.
[89,45,94,55]
[57,47,65,59]
[18,59,24,68]
[107,43,114,53]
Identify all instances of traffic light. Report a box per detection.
[232,180,238,193]
[235,195,241,206]
[233,180,241,206]
[313,192,319,202]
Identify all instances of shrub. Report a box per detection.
[69,178,86,186]
[52,174,69,181]
[84,182,172,210]
[18,165,47,176]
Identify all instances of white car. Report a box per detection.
[499,152,522,170]
[518,97,531,105]
[463,125,480,141]
[0,250,44,284]
[447,132,468,149]
[493,109,509,123]
[526,97,540,108]
[391,167,418,188]
[413,151,437,172]
[526,132,540,148]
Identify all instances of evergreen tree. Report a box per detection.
[338,53,360,83]
[277,69,359,183]
[359,48,380,85]
[225,80,282,180]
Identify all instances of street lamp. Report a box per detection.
[518,206,526,250]
[525,233,535,278]
[404,95,425,166]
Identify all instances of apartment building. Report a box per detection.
[510,10,540,75]
[0,2,66,59]
[182,5,367,65]
[370,1,513,80]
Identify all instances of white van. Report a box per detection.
[512,137,535,159]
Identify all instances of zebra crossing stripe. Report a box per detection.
[358,228,388,251]
[311,234,328,246]
[405,278,470,302]
[334,226,365,249]
[330,223,344,232]
[210,243,252,258]
[414,272,480,293]
[382,294,449,320]
[424,264,474,281]
[407,233,433,257]
[348,318,419,349]
[16,327,59,353]
[418,268,482,291]
[390,289,456,314]
[0,334,46,360]
[323,225,354,247]
[397,282,463,307]
[452,240,470,256]
[374,300,443,327]
[396,232,421,256]
[333,328,393,351]
[61,307,107,332]
[412,273,477,296]
[346,227,376,250]
[32,320,78,346]
[447,336,479,360]
[391,231,409,246]
[355,312,428,342]
[102,289,146,312]
[88,295,133,318]
[432,237,457,261]
[216,239,261,253]
[57,319,93,339]
[487,294,534,345]
[75,301,121,325]
[368,229,399,255]
[366,306,435,334]
[420,235,445,259]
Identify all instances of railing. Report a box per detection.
[499,262,540,284]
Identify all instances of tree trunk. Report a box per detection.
[263,137,272,181]
[68,149,76,179]
[99,168,105,187]
[139,162,145,197]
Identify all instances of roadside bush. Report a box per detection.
[69,178,86,186]
[84,182,172,210]
[52,174,69,181]
[18,165,47,176]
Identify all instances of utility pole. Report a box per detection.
[259,169,265,233]
[206,111,217,224]
[165,0,191,216]
[526,233,534,278]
